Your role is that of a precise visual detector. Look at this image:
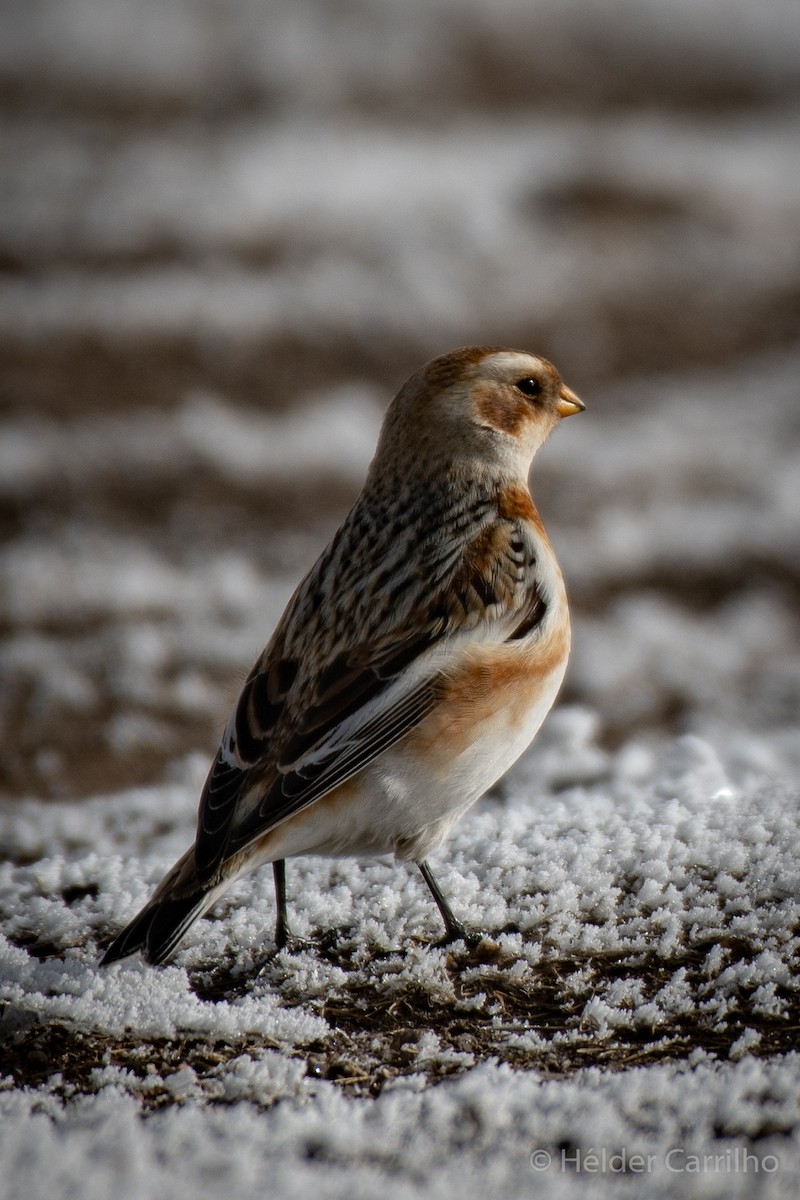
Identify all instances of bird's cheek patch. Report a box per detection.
[473,381,528,437]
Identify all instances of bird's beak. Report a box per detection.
[556,384,585,418]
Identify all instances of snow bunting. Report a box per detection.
[101,347,584,966]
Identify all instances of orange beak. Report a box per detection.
[556,384,585,418]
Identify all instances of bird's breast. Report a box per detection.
[404,600,571,780]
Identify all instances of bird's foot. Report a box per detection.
[254,927,317,972]
[274,927,317,954]
[433,922,487,949]
[432,927,518,967]
[272,924,348,955]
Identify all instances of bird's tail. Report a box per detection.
[100,849,223,966]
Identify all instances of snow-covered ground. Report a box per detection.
[2,730,799,1198]
[2,1,799,1197]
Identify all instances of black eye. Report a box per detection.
[515,377,541,399]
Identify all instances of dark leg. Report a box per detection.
[256,859,314,969]
[417,860,473,944]
[273,859,291,949]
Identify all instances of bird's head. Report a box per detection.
[372,347,584,482]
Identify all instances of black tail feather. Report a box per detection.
[100,893,209,966]
[99,902,155,965]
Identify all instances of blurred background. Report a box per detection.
[1,0,799,803]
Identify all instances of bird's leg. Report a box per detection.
[417,860,480,945]
[272,859,291,949]
[269,859,318,955]
[253,861,311,972]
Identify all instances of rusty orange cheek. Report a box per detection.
[473,382,529,436]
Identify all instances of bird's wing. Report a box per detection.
[194,502,545,880]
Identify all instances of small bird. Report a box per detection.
[100,347,584,966]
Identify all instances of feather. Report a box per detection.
[193,487,546,879]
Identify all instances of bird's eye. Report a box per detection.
[515,377,541,399]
